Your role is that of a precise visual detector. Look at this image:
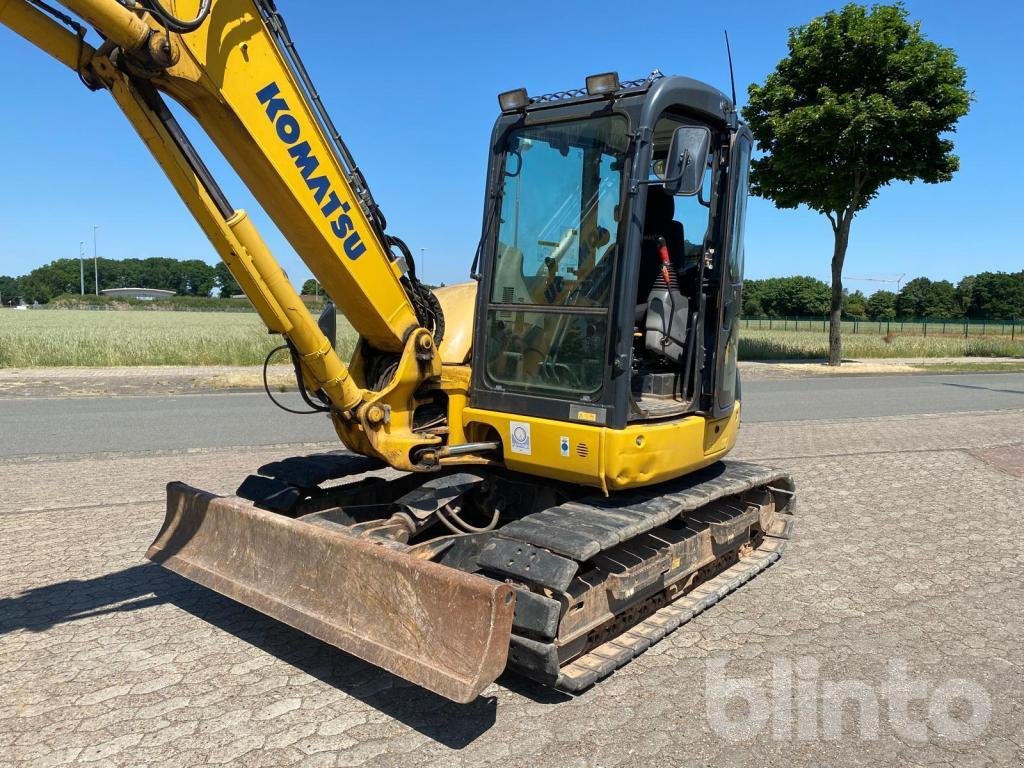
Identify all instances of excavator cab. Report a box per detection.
[473,72,751,435]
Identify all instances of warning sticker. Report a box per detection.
[509,421,532,455]
[560,436,570,457]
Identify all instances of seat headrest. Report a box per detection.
[644,187,675,230]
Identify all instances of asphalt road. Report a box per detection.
[0,372,1022,457]
[740,371,1024,422]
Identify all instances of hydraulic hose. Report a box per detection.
[140,0,212,33]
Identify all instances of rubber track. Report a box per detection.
[497,460,792,561]
[556,514,795,691]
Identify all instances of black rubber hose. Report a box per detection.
[284,339,332,413]
[142,0,212,33]
[262,344,322,415]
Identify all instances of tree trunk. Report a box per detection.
[828,213,854,366]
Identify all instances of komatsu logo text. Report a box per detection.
[257,82,366,260]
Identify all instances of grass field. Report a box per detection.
[0,310,357,367]
[739,329,1024,360]
[0,309,1020,367]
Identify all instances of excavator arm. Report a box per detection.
[1,0,449,468]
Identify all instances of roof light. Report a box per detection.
[498,88,529,112]
[585,72,620,96]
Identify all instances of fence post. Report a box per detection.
[964,319,968,338]
[923,320,927,338]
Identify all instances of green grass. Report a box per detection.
[0,310,356,367]
[48,293,326,313]
[739,329,1024,360]
[2,309,1020,368]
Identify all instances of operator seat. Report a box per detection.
[636,187,685,317]
[637,187,690,364]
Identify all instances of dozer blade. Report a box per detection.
[147,482,516,703]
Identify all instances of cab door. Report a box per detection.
[713,131,752,418]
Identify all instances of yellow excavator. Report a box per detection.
[2,0,795,702]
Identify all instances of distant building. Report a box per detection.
[99,288,176,301]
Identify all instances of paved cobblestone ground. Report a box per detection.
[2,410,1023,767]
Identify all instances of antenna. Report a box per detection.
[724,30,737,107]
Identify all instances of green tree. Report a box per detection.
[922,279,959,319]
[966,271,1024,320]
[895,277,960,319]
[743,3,971,365]
[895,277,929,318]
[866,289,897,320]
[757,275,831,316]
[742,280,766,316]
[0,275,19,305]
[214,261,241,298]
[843,289,869,319]
[956,275,975,316]
[301,279,320,296]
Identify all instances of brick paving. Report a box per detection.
[1,410,1022,767]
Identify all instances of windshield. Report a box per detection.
[490,116,628,308]
[485,116,629,397]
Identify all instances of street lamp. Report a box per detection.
[93,225,99,295]
[79,241,85,295]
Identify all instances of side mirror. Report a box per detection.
[663,126,711,196]
[317,300,337,350]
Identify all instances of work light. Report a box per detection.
[498,88,529,112]
[585,72,620,95]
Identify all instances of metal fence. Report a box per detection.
[740,316,1021,339]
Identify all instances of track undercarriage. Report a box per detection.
[147,452,795,702]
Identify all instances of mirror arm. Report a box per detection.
[630,154,690,193]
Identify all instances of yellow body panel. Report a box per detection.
[433,282,477,364]
[461,403,740,493]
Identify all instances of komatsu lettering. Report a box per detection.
[256,82,366,260]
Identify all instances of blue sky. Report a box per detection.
[1,1,1020,293]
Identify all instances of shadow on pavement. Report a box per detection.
[942,381,1024,396]
[0,563,499,748]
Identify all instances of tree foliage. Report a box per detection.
[743,276,831,317]
[743,3,971,363]
[894,277,958,319]
[214,262,241,298]
[965,271,1024,320]
[866,289,897,320]
[2,257,222,304]
[301,279,320,296]
[744,3,970,216]
[843,290,869,319]
[741,272,1024,321]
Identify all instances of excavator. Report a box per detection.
[1,0,795,702]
